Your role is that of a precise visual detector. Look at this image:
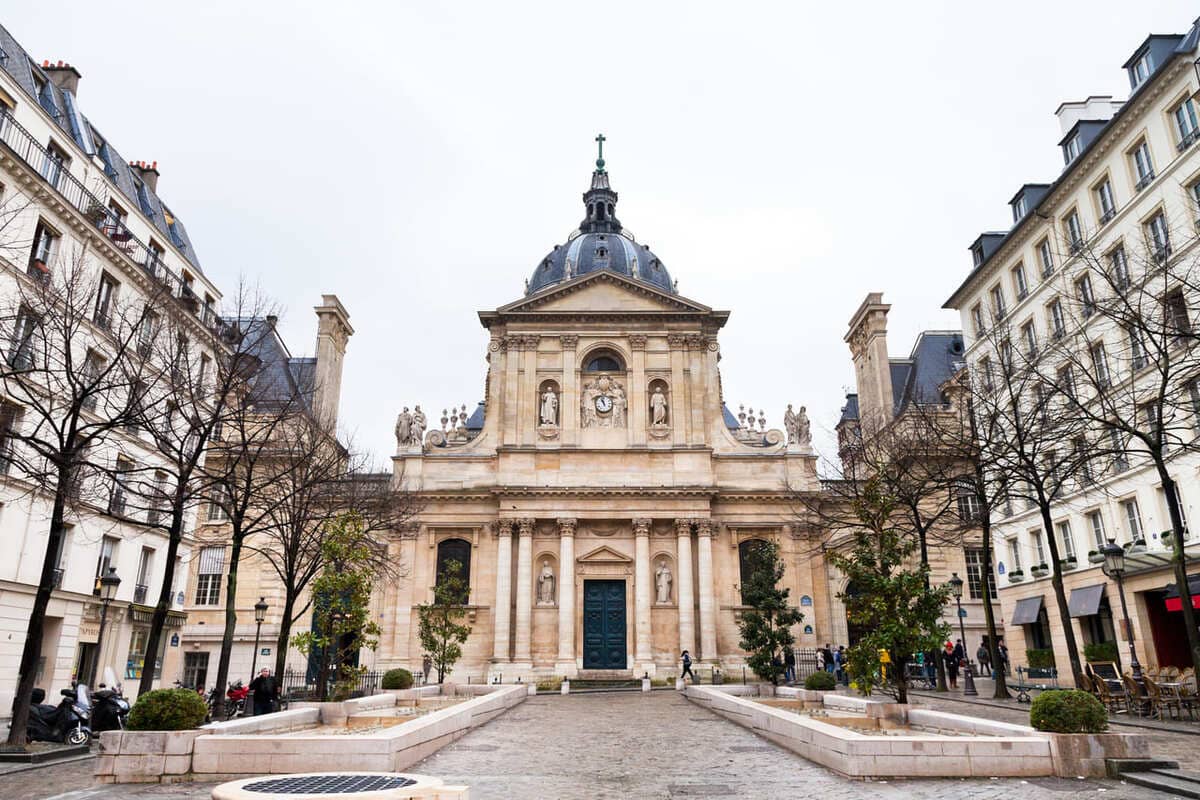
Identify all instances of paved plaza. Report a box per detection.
[2,689,1188,799]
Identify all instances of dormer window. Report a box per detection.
[1012,195,1027,223]
[971,243,984,267]
[1129,52,1152,88]
[1062,133,1081,165]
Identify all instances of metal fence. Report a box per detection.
[280,668,385,701]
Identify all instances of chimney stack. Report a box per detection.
[129,160,160,194]
[844,292,895,431]
[42,60,82,95]
[311,295,354,427]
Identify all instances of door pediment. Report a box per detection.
[576,544,633,564]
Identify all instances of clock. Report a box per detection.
[594,395,613,414]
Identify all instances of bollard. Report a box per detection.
[561,679,570,695]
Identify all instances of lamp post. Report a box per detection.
[89,567,121,686]
[947,573,977,696]
[248,597,268,716]
[1101,540,1142,680]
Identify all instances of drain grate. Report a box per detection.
[242,774,418,794]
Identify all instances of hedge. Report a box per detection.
[1030,689,1108,733]
[804,671,837,690]
[382,668,414,690]
[127,688,209,731]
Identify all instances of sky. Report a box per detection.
[6,1,1199,465]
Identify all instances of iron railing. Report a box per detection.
[134,583,148,604]
[0,109,230,340]
[280,668,385,701]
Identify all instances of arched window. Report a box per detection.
[436,538,471,603]
[738,539,770,604]
[584,350,624,372]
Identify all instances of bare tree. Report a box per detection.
[0,245,159,746]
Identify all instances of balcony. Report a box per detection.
[51,568,63,590]
[1099,208,1116,225]
[1178,128,1200,153]
[134,583,148,604]
[0,109,231,341]
[1135,171,1156,192]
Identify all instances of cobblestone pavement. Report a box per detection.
[4,689,1184,799]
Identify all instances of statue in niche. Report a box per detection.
[394,407,412,448]
[655,559,673,604]
[540,386,559,426]
[580,374,627,429]
[411,406,427,444]
[650,386,669,426]
[537,560,555,604]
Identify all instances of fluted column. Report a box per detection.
[675,518,696,658]
[556,518,577,674]
[491,520,514,663]
[696,519,718,662]
[633,518,653,669]
[513,518,535,664]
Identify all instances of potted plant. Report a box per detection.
[1008,569,1025,583]
[85,200,107,224]
[1031,563,1050,578]
[1060,555,1078,570]
[1088,549,1104,564]
[1125,538,1147,554]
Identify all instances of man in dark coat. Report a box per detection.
[249,668,279,716]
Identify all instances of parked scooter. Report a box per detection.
[23,684,92,745]
[91,684,131,732]
[224,681,249,719]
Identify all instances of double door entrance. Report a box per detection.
[582,580,626,669]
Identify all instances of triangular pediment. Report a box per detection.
[577,544,633,564]
[495,271,713,316]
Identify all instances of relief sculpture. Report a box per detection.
[580,374,627,428]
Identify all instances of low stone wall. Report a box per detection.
[97,684,527,784]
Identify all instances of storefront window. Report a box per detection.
[126,628,147,680]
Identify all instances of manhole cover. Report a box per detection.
[668,785,737,796]
[242,775,418,794]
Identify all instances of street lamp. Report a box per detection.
[1101,540,1142,680]
[250,597,268,678]
[947,573,978,696]
[89,567,121,686]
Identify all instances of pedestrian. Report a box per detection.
[771,652,783,686]
[822,643,836,674]
[816,647,826,672]
[923,648,938,688]
[977,643,991,679]
[998,640,1010,675]
[944,641,959,689]
[422,654,432,684]
[248,668,279,716]
[784,647,796,684]
[680,650,696,683]
[835,645,848,685]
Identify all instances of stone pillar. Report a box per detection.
[668,335,688,446]
[513,518,535,666]
[676,518,696,659]
[695,519,718,663]
[633,518,654,673]
[491,521,514,664]
[629,335,648,447]
[556,518,577,675]
[560,335,579,446]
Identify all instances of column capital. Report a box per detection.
[667,333,688,348]
[633,518,652,537]
[559,334,579,349]
[497,519,514,537]
[557,518,577,537]
[517,518,536,537]
[629,334,647,350]
[695,519,714,537]
[674,518,693,536]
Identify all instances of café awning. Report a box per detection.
[1011,595,1044,625]
[1069,584,1105,618]
[1164,573,1200,612]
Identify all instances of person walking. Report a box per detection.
[997,640,1010,676]
[944,641,959,689]
[248,668,279,717]
[422,654,432,685]
[923,648,938,688]
[680,650,696,683]
[835,645,848,685]
[822,643,836,674]
[977,643,991,680]
[784,648,796,684]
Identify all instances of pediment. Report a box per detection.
[576,545,633,564]
[495,271,713,316]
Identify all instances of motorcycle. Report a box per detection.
[224,681,249,719]
[91,684,131,732]
[23,684,92,745]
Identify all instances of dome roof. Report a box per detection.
[526,140,675,296]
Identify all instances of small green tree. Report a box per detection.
[828,477,951,703]
[417,560,472,684]
[291,513,382,700]
[737,540,803,685]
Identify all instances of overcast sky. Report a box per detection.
[7,1,1199,465]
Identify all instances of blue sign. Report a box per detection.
[997,562,1006,575]
[958,608,968,618]
[803,625,813,634]
[170,633,179,647]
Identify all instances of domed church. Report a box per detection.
[380,141,832,680]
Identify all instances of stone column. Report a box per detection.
[675,518,696,658]
[556,518,577,675]
[629,335,648,447]
[633,518,653,672]
[695,519,718,663]
[560,335,579,446]
[491,520,513,664]
[668,335,688,446]
[513,518,535,665]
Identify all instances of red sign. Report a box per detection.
[1165,595,1200,612]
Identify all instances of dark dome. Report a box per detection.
[526,144,675,296]
[528,231,673,295]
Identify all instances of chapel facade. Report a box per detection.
[378,152,832,680]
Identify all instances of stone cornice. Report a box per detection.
[495,486,719,498]
[486,270,719,316]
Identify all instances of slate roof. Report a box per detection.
[237,318,315,411]
[529,231,673,295]
[0,23,205,274]
[839,331,965,422]
[838,393,859,426]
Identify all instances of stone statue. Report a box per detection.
[650,387,668,425]
[537,560,555,604]
[795,405,811,446]
[655,560,672,604]
[394,407,412,448]
[411,406,427,444]
[540,387,559,426]
[581,383,597,428]
[611,384,626,427]
[784,404,798,444]
[581,375,627,429]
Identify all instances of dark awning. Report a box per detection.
[1164,573,1200,612]
[1068,584,1105,618]
[1011,595,1044,625]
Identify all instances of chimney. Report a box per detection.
[1054,95,1122,136]
[42,60,82,95]
[844,292,895,431]
[129,160,160,193]
[311,295,354,426]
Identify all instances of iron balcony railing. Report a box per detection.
[51,568,63,590]
[1135,171,1156,192]
[1178,127,1200,153]
[134,583,148,604]
[0,109,230,340]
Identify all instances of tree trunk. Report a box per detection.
[894,653,908,704]
[273,593,296,680]
[138,507,185,696]
[977,512,1009,699]
[1156,468,1200,679]
[916,527,949,692]
[6,477,69,747]
[1038,503,1083,686]
[210,532,245,719]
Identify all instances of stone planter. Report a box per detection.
[1088,552,1105,564]
[96,729,204,784]
[1008,571,1025,583]
[1045,731,1150,777]
[1031,566,1049,579]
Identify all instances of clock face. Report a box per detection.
[594,395,613,414]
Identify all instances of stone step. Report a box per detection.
[1152,769,1200,784]
[1123,770,1200,798]
[1106,757,1181,776]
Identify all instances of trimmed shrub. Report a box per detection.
[1030,689,1108,733]
[126,688,209,731]
[381,668,414,690]
[1083,641,1119,664]
[1026,648,1056,669]
[804,671,836,690]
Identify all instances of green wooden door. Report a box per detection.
[583,580,626,669]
